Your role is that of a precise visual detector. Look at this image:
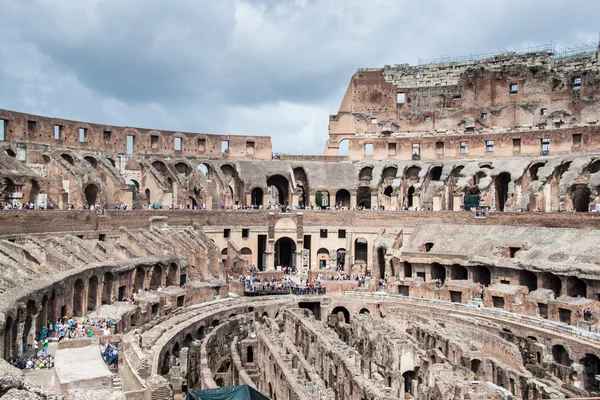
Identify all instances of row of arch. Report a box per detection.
[3,262,180,359]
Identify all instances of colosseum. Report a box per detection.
[1,44,600,400]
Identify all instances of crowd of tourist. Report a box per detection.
[101,342,119,368]
[315,272,367,286]
[240,274,325,295]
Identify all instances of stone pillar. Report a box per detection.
[291,193,299,207]
[391,193,399,210]
[263,192,270,208]
[453,196,462,211]
[172,182,178,206]
[413,195,421,210]
[309,193,316,208]
[350,193,357,209]
[266,251,274,271]
[329,249,337,270]
[245,192,251,207]
[370,192,378,209]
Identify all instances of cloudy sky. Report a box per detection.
[0,0,599,155]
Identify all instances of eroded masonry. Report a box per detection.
[1,44,600,400]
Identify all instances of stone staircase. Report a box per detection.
[112,374,122,391]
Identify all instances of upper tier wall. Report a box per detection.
[2,209,600,236]
[0,109,272,160]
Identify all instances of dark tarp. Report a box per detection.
[186,385,269,400]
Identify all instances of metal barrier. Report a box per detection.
[9,355,54,370]
[244,287,326,296]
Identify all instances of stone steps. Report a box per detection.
[112,375,122,391]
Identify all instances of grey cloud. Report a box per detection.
[0,0,599,154]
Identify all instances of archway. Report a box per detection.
[247,346,254,363]
[495,172,511,211]
[251,187,263,206]
[519,270,538,292]
[84,156,98,169]
[315,190,330,208]
[73,279,85,317]
[354,238,368,265]
[359,308,370,314]
[134,266,145,292]
[580,354,600,390]
[357,187,371,209]
[338,139,349,156]
[267,175,290,206]
[571,184,591,212]
[240,247,252,266]
[552,345,572,366]
[166,263,178,287]
[84,184,99,207]
[383,186,393,197]
[145,188,151,203]
[4,316,13,358]
[274,237,296,268]
[542,272,561,296]
[102,272,113,305]
[567,276,586,298]
[450,264,467,280]
[87,276,98,311]
[61,153,74,165]
[377,247,386,279]
[152,160,168,175]
[431,263,445,283]
[336,248,346,270]
[429,166,442,181]
[472,266,491,286]
[150,265,163,290]
[359,167,373,181]
[335,189,351,208]
[317,248,330,269]
[197,163,210,178]
[403,370,416,395]
[331,306,350,324]
[470,359,481,374]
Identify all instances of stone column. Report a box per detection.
[350,194,357,209]
[309,193,316,208]
[266,251,274,271]
[370,192,378,209]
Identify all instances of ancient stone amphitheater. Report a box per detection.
[1,47,600,400]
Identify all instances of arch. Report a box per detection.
[134,266,145,292]
[317,247,330,269]
[529,162,546,181]
[73,279,85,317]
[331,306,350,324]
[240,247,252,266]
[403,261,412,278]
[359,308,370,315]
[84,156,98,169]
[403,370,416,395]
[267,175,290,206]
[357,187,371,208]
[470,359,481,374]
[589,159,600,174]
[161,351,170,375]
[274,237,296,268]
[335,189,351,208]
[552,344,572,366]
[382,166,398,180]
[336,248,346,270]
[84,184,99,207]
[151,160,168,175]
[61,153,74,165]
[450,264,467,280]
[359,166,373,181]
[315,190,330,208]
[377,247,386,279]
[383,186,393,197]
[519,270,537,292]
[145,188,151,203]
[174,162,190,176]
[472,266,491,286]
[197,163,210,177]
[293,167,309,207]
[102,272,113,305]
[542,272,561,296]
[354,238,368,264]
[197,325,205,340]
[87,276,98,311]
[429,166,443,181]
[431,263,445,283]
[4,149,16,157]
[404,166,421,180]
[107,158,116,168]
[247,346,254,363]
[567,276,586,298]
[580,353,600,390]
[150,265,163,290]
[338,139,349,156]
[570,184,590,212]
[495,172,511,211]
[251,187,263,206]
[166,263,179,287]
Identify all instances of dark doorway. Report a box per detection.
[377,247,386,279]
[403,262,412,278]
[473,266,491,286]
[450,264,467,280]
[331,306,350,323]
[571,184,591,212]
[299,302,321,320]
[274,237,296,268]
[84,184,99,207]
[335,189,351,207]
[519,270,537,292]
[258,235,267,271]
[407,186,415,207]
[251,187,263,206]
[495,172,511,211]
[431,263,445,283]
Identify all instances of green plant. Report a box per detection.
[529,66,540,75]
